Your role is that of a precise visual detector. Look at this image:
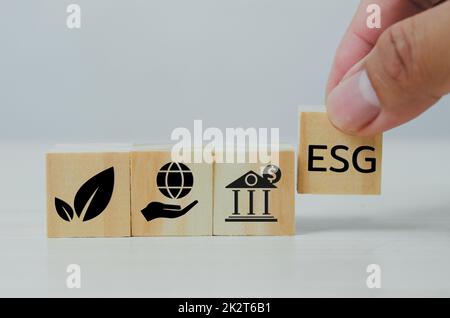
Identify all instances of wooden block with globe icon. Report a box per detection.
[131,145,213,236]
[213,145,295,236]
[46,144,132,238]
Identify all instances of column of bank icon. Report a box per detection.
[225,165,281,223]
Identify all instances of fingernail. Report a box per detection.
[340,58,365,83]
[326,69,381,132]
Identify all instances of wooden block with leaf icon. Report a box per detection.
[46,144,131,237]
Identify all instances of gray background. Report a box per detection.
[1,0,449,143]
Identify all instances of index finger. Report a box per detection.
[326,0,422,95]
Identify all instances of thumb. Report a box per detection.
[326,1,450,136]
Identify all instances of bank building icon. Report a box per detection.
[225,165,281,223]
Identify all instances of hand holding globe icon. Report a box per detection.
[141,162,199,222]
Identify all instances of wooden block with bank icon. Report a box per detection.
[297,108,383,194]
[130,145,213,236]
[46,144,132,238]
[213,145,296,236]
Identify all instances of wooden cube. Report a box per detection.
[46,144,131,238]
[131,145,213,236]
[298,111,382,194]
[213,146,295,236]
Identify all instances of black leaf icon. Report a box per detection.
[55,198,74,222]
[73,167,115,222]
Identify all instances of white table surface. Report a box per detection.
[0,139,449,297]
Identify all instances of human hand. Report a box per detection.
[326,0,450,136]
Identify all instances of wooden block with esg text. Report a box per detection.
[298,112,382,194]
[46,144,131,237]
[131,145,213,236]
[213,145,295,236]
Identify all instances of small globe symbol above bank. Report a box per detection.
[156,162,194,199]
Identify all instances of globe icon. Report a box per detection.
[156,162,194,199]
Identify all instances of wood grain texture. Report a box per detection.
[131,148,213,236]
[213,147,295,236]
[297,112,382,194]
[46,152,131,238]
